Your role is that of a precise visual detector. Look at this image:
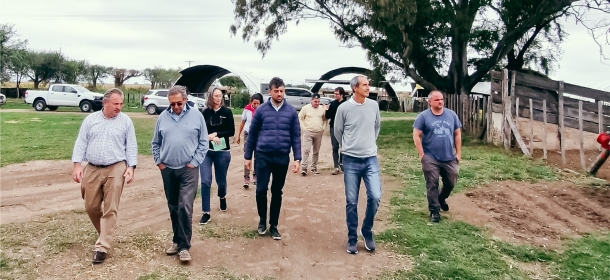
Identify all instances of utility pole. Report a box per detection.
[185,60,194,67]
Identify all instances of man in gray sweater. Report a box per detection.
[334,75,381,254]
[152,85,208,262]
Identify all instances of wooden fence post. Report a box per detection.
[579,100,585,170]
[486,95,492,143]
[543,99,548,160]
[599,101,604,151]
[502,69,511,151]
[529,98,534,155]
[558,81,566,164]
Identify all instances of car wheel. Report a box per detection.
[48,106,58,111]
[80,101,92,112]
[34,100,46,111]
[146,104,158,115]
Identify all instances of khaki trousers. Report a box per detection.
[81,161,126,253]
[301,130,324,171]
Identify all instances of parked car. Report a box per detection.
[142,89,206,115]
[261,87,332,110]
[24,84,103,112]
[0,93,5,107]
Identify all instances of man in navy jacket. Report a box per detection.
[244,77,302,240]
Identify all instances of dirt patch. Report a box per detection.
[450,181,610,248]
[0,134,407,279]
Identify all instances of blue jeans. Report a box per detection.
[200,150,231,213]
[343,155,382,242]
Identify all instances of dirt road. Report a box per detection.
[0,133,404,279]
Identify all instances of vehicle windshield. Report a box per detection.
[73,85,91,93]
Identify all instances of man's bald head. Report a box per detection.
[427,90,445,112]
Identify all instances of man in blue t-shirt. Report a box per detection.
[413,90,462,223]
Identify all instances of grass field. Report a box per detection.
[1,113,608,278]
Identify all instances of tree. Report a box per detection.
[84,64,112,89]
[219,75,246,89]
[26,50,63,89]
[7,49,30,97]
[230,0,607,97]
[144,67,181,89]
[112,68,142,87]
[58,59,88,84]
[0,24,28,84]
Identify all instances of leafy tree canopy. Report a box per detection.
[231,0,609,95]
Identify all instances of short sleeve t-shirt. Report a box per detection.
[241,109,254,133]
[413,108,462,162]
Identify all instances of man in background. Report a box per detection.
[324,87,347,175]
[299,93,327,175]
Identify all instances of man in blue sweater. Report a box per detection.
[151,85,208,262]
[244,77,302,240]
[334,75,382,254]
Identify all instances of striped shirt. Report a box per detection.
[72,111,138,167]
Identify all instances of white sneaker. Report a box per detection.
[178,249,191,262]
[166,243,178,255]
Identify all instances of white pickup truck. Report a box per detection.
[24,84,104,112]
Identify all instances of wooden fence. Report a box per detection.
[489,69,610,169]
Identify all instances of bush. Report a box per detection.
[230,92,251,109]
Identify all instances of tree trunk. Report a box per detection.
[34,80,40,89]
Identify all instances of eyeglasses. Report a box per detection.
[170,102,183,107]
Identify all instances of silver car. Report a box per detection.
[142,89,206,115]
[0,93,5,107]
[261,87,332,110]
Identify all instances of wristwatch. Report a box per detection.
[295,160,301,163]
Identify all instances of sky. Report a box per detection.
[1,0,608,92]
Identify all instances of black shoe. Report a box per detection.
[92,251,107,264]
[430,210,441,223]
[269,226,282,240]
[300,170,307,176]
[346,240,358,254]
[220,197,227,212]
[439,198,449,212]
[199,213,211,225]
[258,221,267,235]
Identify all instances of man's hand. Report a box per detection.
[291,161,301,173]
[456,153,462,163]
[245,159,252,171]
[72,163,83,183]
[187,163,195,168]
[236,136,241,144]
[124,166,135,184]
[158,163,166,170]
[419,153,425,160]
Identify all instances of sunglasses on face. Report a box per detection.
[170,102,183,107]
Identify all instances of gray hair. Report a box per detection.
[103,88,123,101]
[168,85,188,99]
[350,75,365,91]
[428,90,444,98]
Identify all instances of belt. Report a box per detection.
[88,162,119,168]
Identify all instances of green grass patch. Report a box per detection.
[197,223,252,241]
[0,112,157,166]
[376,120,607,279]
[379,111,419,118]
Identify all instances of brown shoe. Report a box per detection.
[92,251,107,264]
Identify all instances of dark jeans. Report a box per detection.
[330,126,341,168]
[200,150,231,213]
[342,154,382,242]
[421,154,459,212]
[254,151,289,227]
[160,166,199,251]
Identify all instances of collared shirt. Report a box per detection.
[169,104,190,122]
[72,111,138,167]
[270,98,284,111]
